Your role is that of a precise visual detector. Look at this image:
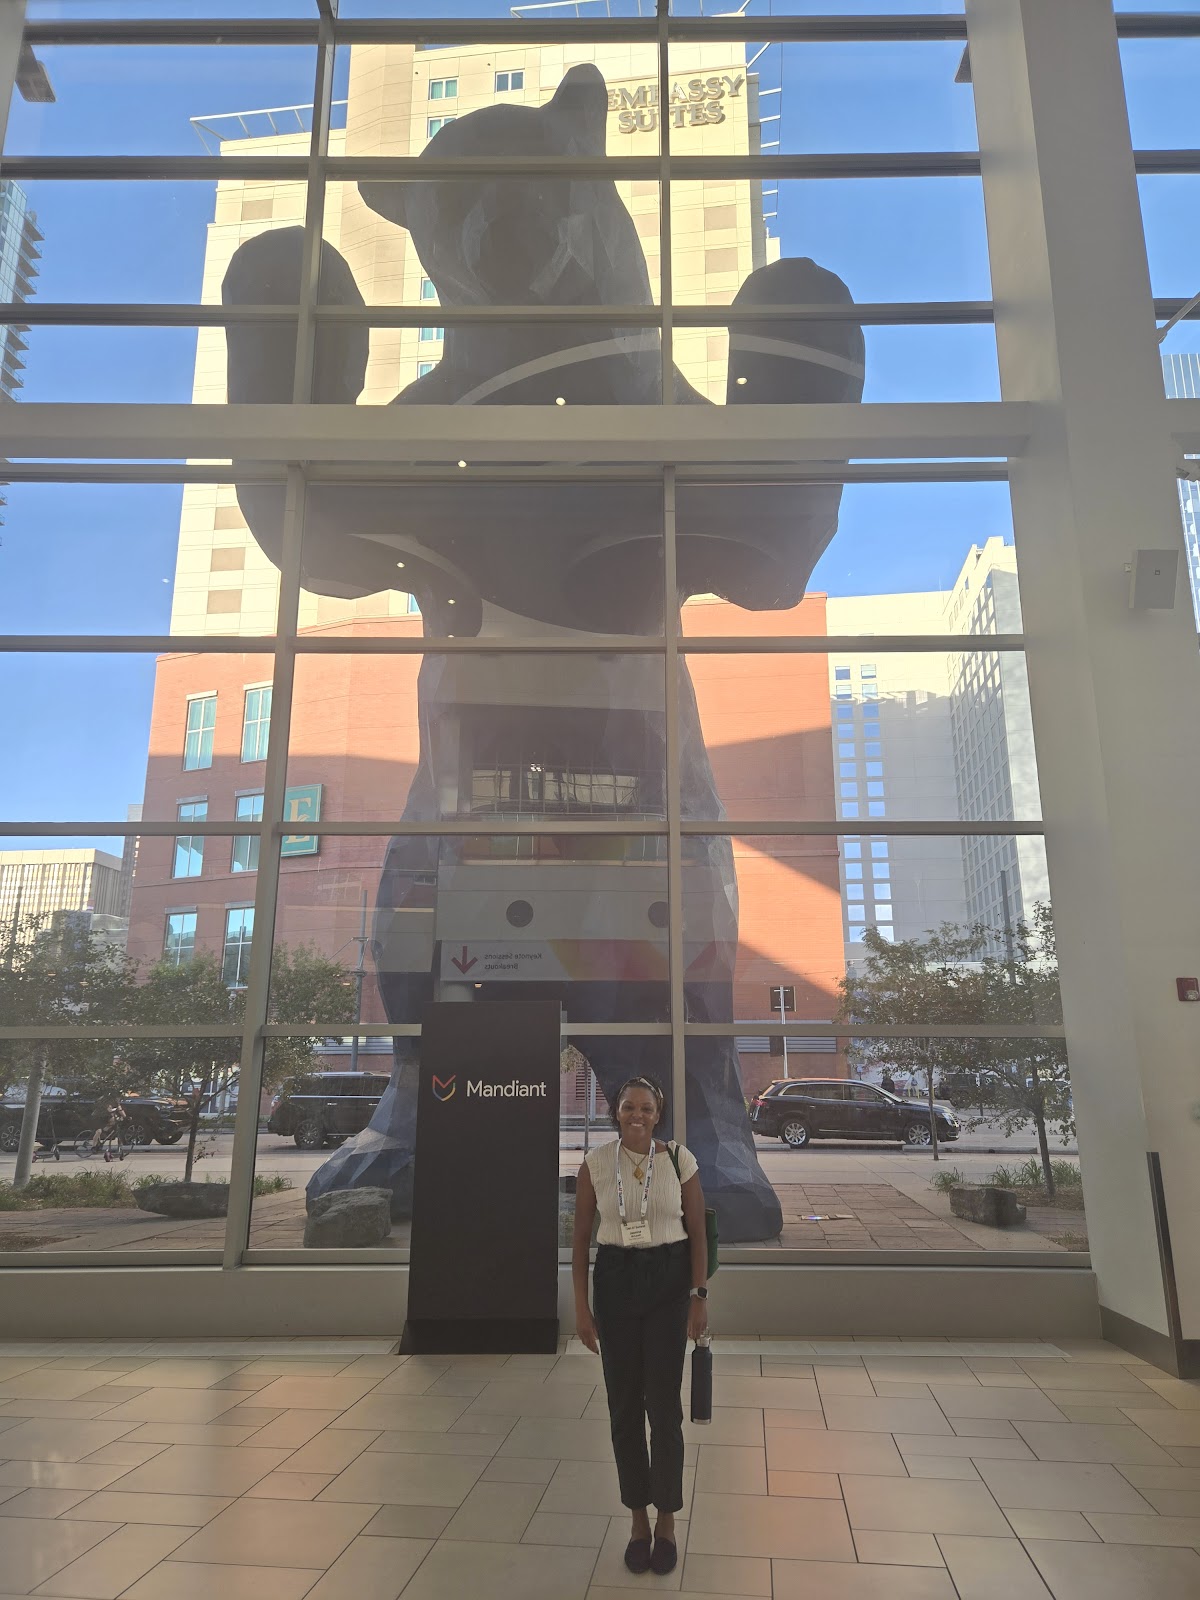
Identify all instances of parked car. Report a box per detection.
[936,1068,1014,1109]
[749,1078,961,1149]
[267,1071,391,1149]
[0,1092,191,1153]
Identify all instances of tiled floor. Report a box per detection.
[0,1335,1196,1598]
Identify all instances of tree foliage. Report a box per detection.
[837,904,1072,1195]
[2,917,356,1180]
[0,916,138,1102]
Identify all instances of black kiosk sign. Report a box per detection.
[401,1001,562,1354]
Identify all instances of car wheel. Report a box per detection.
[128,1122,154,1147]
[0,1122,22,1153]
[155,1132,184,1145]
[780,1119,810,1149]
[294,1118,325,1150]
[904,1121,933,1148]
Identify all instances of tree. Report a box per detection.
[836,923,991,1161]
[836,906,1072,1193]
[974,903,1072,1197]
[0,914,139,1187]
[125,953,242,1182]
[265,944,358,1091]
[125,944,357,1182]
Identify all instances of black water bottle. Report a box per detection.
[690,1334,713,1424]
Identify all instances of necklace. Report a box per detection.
[623,1143,651,1182]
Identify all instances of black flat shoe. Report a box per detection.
[624,1537,652,1574]
[650,1535,678,1575]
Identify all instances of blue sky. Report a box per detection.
[1,2,1195,831]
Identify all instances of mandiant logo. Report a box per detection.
[431,1074,547,1102]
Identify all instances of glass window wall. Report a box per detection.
[2,1,1128,1275]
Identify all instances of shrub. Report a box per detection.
[930,1167,966,1194]
[0,1171,291,1210]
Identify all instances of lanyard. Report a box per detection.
[615,1140,654,1223]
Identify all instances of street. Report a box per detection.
[0,1116,1079,1190]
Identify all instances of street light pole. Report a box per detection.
[348,890,368,1075]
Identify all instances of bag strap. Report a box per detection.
[667,1141,681,1180]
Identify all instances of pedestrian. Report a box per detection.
[880,1070,896,1095]
[572,1075,709,1576]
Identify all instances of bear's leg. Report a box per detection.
[725,256,865,409]
[222,227,368,406]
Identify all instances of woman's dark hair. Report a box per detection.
[609,1075,665,1131]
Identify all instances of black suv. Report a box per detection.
[267,1071,391,1149]
[750,1078,960,1149]
[0,1092,190,1153]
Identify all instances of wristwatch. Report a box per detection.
[690,1287,708,1299]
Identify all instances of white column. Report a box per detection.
[0,0,26,155]
[968,0,1200,1367]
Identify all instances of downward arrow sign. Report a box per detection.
[451,946,478,974]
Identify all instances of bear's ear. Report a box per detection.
[359,180,409,230]
[547,62,609,156]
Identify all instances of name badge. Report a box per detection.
[621,1219,652,1248]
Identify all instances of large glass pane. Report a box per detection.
[680,647,1040,824]
[1121,37,1200,148]
[670,477,1015,624]
[0,1033,245,1258]
[292,475,665,638]
[0,650,278,828]
[286,648,668,828]
[669,38,977,154]
[672,177,992,307]
[0,483,186,636]
[248,835,673,1249]
[4,176,312,306]
[4,46,318,157]
[722,1036,1083,1255]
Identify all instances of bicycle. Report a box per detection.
[31,1125,128,1163]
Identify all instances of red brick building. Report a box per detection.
[128,596,843,1096]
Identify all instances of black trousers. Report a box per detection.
[592,1239,691,1513]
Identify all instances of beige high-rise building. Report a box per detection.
[173,38,770,639]
[0,848,130,950]
[829,537,1047,966]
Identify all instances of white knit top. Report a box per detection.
[586,1138,699,1248]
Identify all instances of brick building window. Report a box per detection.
[231,793,264,874]
[223,908,254,987]
[173,801,207,879]
[164,912,197,965]
[241,686,272,764]
[183,695,216,771]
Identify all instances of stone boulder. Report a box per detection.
[304,1187,392,1248]
[949,1185,1027,1229]
[135,1182,229,1220]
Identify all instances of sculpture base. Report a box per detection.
[399,1318,560,1355]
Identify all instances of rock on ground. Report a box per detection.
[304,1187,392,1248]
[134,1182,230,1220]
[949,1184,1027,1228]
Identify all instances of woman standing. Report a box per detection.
[573,1076,709,1576]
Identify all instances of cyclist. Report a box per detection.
[86,1101,131,1160]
